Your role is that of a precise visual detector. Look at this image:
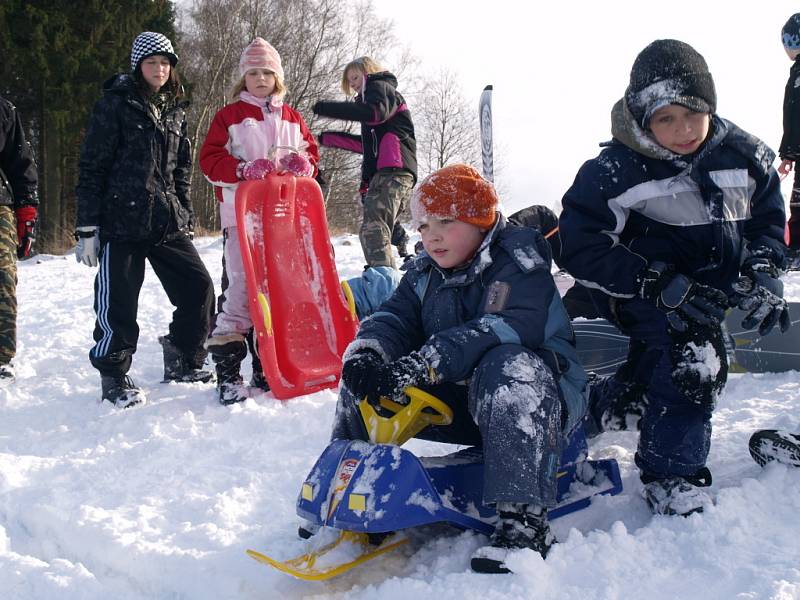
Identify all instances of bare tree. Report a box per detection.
[415,68,480,180]
[177,0,406,233]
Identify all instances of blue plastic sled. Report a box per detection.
[247,388,622,580]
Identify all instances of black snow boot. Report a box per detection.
[0,362,15,383]
[101,374,146,408]
[159,335,214,384]
[208,334,248,405]
[641,468,713,516]
[471,504,554,574]
[246,331,270,392]
[749,429,800,468]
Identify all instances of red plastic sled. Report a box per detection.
[236,175,359,400]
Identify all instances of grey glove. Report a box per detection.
[75,226,100,267]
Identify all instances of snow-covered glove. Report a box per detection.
[361,351,434,407]
[730,275,791,336]
[341,349,384,399]
[640,262,729,333]
[279,153,313,177]
[74,226,100,267]
[238,158,275,180]
[741,246,784,281]
[14,206,37,258]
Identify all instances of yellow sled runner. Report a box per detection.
[246,529,408,581]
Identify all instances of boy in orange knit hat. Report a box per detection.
[329,164,589,573]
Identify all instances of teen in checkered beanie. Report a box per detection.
[74,31,215,408]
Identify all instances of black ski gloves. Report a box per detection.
[341,349,433,406]
[730,251,791,336]
[639,262,729,333]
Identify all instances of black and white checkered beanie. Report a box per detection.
[130,31,178,73]
[624,39,716,129]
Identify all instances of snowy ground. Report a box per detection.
[1,234,799,600]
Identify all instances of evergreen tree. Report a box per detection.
[0,0,177,252]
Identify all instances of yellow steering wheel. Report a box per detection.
[358,386,454,445]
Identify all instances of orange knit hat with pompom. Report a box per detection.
[410,164,498,230]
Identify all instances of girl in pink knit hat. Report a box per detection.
[199,37,319,405]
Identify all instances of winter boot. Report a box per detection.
[297,521,320,539]
[249,365,270,392]
[749,429,800,468]
[0,362,15,384]
[641,468,713,516]
[471,504,555,574]
[159,335,214,384]
[208,333,248,405]
[587,373,648,436]
[246,331,270,392]
[101,374,146,408]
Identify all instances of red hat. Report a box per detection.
[411,164,498,229]
[239,38,283,80]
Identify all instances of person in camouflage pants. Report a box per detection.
[313,57,417,268]
[0,96,39,383]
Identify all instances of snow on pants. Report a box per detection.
[211,226,253,337]
[0,206,17,365]
[600,297,727,477]
[90,234,214,377]
[360,170,414,268]
[331,345,564,508]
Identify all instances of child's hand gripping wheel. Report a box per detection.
[358,386,453,445]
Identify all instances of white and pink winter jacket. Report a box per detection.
[199,92,319,228]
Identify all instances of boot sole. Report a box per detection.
[749,430,800,467]
[470,557,511,574]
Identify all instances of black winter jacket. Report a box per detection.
[76,75,193,243]
[315,71,417,187]
[0,96,38,208]
[780,57,800,160]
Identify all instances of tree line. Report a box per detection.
[0,0,483,254]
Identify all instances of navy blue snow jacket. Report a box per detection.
[559,99,786,300]
[348,217,588,432]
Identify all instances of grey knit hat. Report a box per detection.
[130,31,178,73]
[625,39,716,128]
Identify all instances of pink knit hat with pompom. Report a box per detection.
[239,38,283,79]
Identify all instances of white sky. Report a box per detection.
[373,0,796,214]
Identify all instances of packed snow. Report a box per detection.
[1,233,799,600]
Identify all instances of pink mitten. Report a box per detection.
[240,158,275,180]
[280,153,313,177]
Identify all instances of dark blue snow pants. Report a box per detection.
[593,297,728,477]
[331,345,566,508]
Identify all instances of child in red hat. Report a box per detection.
[329,164,589,573]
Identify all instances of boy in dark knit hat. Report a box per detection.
[330,163,588,573]
[559,39,790,517]
[778,13,800,260]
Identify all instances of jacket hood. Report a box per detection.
[610,97,730,169]
[366,71,398,89]
[103,73,137,93]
